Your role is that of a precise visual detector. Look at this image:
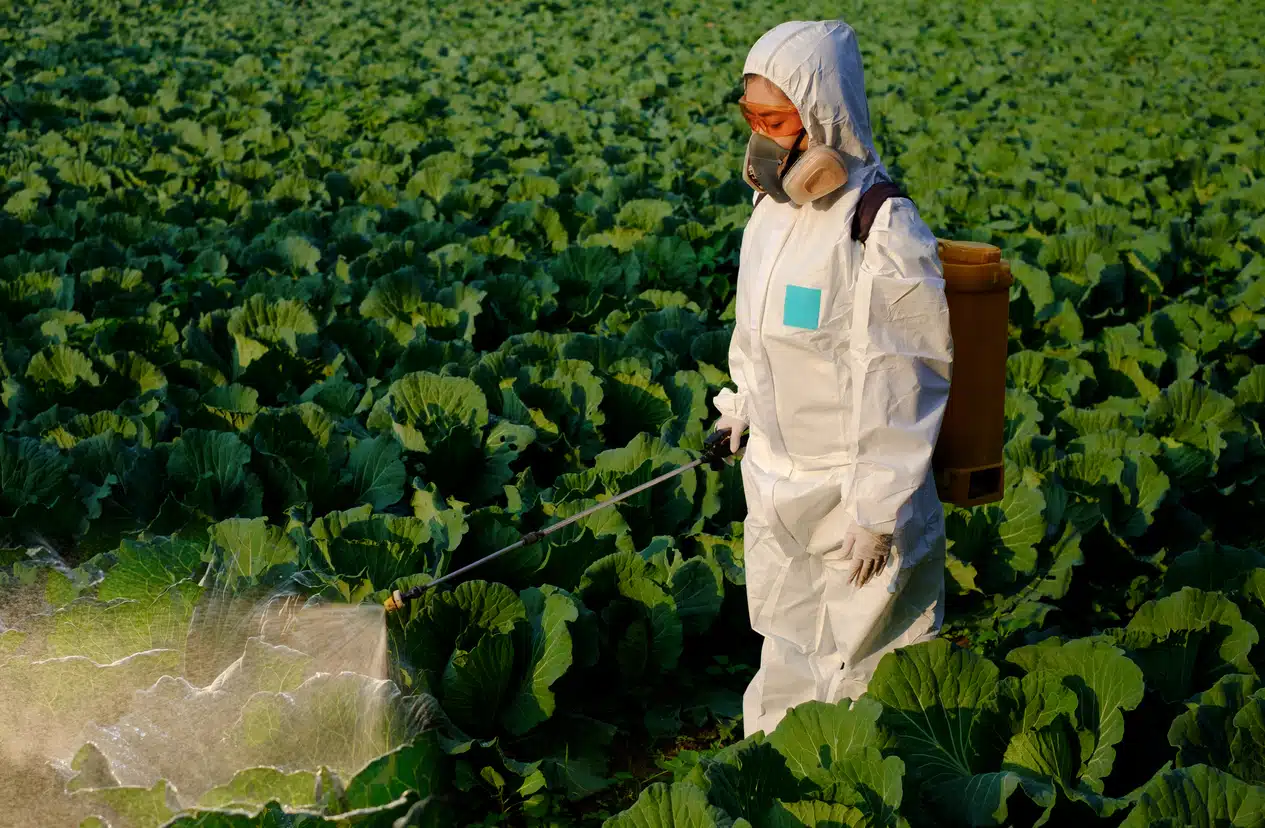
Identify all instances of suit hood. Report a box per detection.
[743,20,887,183]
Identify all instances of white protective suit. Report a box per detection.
[714,20,954,738]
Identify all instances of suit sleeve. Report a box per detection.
[714,198,760,424]
[843,197,953,535]
[714,320,752,423]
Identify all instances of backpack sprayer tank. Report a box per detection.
[931,239,1013,507]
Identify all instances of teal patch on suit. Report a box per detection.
[783,285,822,329]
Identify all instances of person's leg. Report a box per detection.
[824,533,946,703]
[741,518,837,738]
[743,632,822,738]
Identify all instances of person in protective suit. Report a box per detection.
[711,20,954,739]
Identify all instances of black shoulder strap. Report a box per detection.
[851,181,907,243]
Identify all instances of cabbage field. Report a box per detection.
[1,0,1264,825]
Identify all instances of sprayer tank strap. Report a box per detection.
[851,180,907,243]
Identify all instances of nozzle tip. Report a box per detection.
[384,590,405,613]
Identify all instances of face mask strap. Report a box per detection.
[779,127,809,173]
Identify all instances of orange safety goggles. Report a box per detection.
[737,96,804,137]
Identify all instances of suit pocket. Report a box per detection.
[783,284,823,330]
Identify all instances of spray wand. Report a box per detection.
[384,428,749,613]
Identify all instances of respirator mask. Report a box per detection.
[742,127,850,206]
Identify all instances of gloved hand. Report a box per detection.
[714,414,747,456]
[842,522,893,588]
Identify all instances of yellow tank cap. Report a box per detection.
[936,239,1001,265]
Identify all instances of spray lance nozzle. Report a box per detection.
[382,589,413,613]
[383,427,749,613]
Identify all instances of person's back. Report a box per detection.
[710,19,954,739]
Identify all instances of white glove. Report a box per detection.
[713,414,747,456]
[842,522,893,588]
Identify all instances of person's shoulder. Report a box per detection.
[861,195,938,264]
[872,194,932,238]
